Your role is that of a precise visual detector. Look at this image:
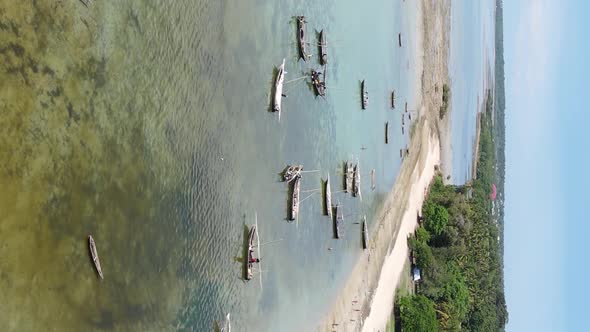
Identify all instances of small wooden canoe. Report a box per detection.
[398,33,402,47]
[288,175,301,221]
[297,16,308,61]
[361,80,368,109]
[362,216,369,249]
[385,121,389,144]
[324,174,332,218]
[273,59,286,120]
[319,30,327,65]
[370,169,376,191]
[88,235,103,279]
[332,204,341,239]
[246,225,258,281]
[391,90,396,109]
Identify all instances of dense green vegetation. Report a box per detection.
[440,84,451,119]
[399,91,507,331]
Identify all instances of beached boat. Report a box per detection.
[345,160,354,193]
[246,224,258,281]
[385,121,389,144]
[283,165,303,182]
[362,216,369,249]
[288,175,301,221]
[297,16,308,61]
[324,174,332,218]
[319,30,327,65]
[370,169,376,191]
[361,80,368,109]
[332,204,342,239]
[352,162,361,198]
[391,90,396,109]
[273,59,286,120]
[88,235,103,279]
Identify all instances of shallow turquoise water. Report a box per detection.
[0,0,420,331]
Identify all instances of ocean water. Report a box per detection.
[0,1,419,331]
[448,0,496,183]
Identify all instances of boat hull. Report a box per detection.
[88,235,103,279]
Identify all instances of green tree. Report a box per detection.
[423,202,449,237]
[398,295,439,332]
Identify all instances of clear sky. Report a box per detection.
[504,0,589,331]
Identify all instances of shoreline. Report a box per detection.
[316,0,451,331]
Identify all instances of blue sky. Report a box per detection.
[504,0,589,331]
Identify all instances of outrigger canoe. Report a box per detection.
[273,59,286,120]
[324,174,332,218]
[246,224,258,281]
[297,16,308,61]
[319,30,327,65]
[288,175,301,221]
[88,235,103,279]
[362,216,369,249]
[361,80,368,109]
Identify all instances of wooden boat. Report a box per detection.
[273,59,286,120]
[311,70,326,97]
[246,224,258,281]
[319,30,328,65]
[283,165,303,182]
[332,204,342,239]
[398,33,402,47]
[391,90,396,109]
[324,174,332,218]
[288,175,301,221]
[88,235,103,279]
[297,16,308,61]
[405,101,408,112]
[219,313,231,332]
[370,169,376,191]
[361,80,368,109]
[362,216,368,249]
[402,126,405,135]
[345,160,354,193]
[385,122,389,144]
[352,162,361,198]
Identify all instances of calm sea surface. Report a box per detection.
[0,1,421,331]
[449,0,496,183]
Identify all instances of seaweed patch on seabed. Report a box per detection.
[0,1,186,330]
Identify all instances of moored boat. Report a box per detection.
[346,160,354,193]
[88,235,103,279]
[273,59,286,120]
[324,174,332,218]
[385,121,389,144]
[332,204,342,239]
[246,224,258,281]
[311,69,326,97]
[352,162,361,198]
[361,80,368,109]
[362,216,369,249]
[220,313,231,332]
[370,169,376,191]
[391,90,396,109]
[398,33,402,47]
[288,175,301,221]
[319,30,327,65]
[283,165,303,182]
[297,16,308,61]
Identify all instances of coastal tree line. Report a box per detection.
[398,96,507,331]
